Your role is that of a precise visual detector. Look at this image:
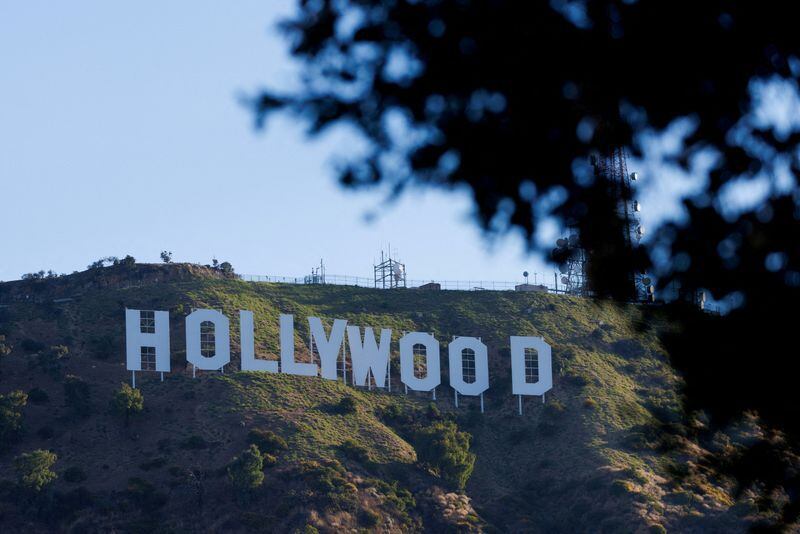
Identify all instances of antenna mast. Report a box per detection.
[554,149,651,300]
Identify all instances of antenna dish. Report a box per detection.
[630,172,639,181]
[633,200,641,212]
[561,276,569,285]
[556,238,567,248]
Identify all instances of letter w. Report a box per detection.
[347,326,391,388]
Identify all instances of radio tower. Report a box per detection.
[555,149,650,301]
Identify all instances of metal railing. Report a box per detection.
[240,272,565,293]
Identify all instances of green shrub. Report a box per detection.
[64,375,92,417]
[32,345,69,377]
[380,403,403,421]
[0,335,11,356]
[227,444,266,501]
[564,373,589,387]
[63,466,87,483]
[111,383,143,426]
[247,428,288,454]
[340,439,370,463]
[372,479,416,527]
[610,479,634,496]
[414,421,476,490]
[359,508,381,527]
[297,459,358,512]
[0,390,27,451]
[591,328,610,342]
[27,387,49,404]
[336,396,358,415]
[14,449,57,492]
[50,344,69,358]
[544,399,566,418]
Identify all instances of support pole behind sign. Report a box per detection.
[480,392,484,413]
[342,340,347,385]
[542,392,545,404]
[132,370,136,389]
[454,390,458,408]
[192,364,196,379]
[160,372,164,382]
[432,388,436,401]
[518,394,522,415]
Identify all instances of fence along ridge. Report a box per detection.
[240,272,561,293]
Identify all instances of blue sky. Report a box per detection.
[0,1,561,284]
[0,2,713,286]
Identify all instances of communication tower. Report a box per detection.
[374,248,406,289]
[304,259,326,285]
[554,233,588,296]
[554,149,652,300]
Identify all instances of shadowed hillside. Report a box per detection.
[0,264,757,532]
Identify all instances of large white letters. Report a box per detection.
[510,336,552,396]
[240,310,278,373]
[280,314,317,376]
[125,309,170,372]
[123,308,558,412]
[399,332,440,391]
[186,309,230,370]
[347,326,391,388]
[448,336,489,396]
[308,317,347,380]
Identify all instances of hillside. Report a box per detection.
[0,264,754,532]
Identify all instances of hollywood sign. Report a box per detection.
[125,308,553,413]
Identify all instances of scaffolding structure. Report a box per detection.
[374,249,406,289]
